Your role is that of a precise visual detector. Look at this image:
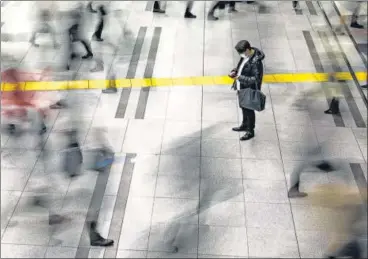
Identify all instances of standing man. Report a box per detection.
[230,40,265,141]
[153,1,196,18]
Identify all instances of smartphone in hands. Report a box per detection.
[228,70,237,78]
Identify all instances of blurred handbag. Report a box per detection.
[90,147,114,173]
[63,142,83,178]
[238,84,266,112]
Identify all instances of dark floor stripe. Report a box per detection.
[145,1,154,11]
[115,27,147,119]
[350,163,367,199]
[135,27,162,119]
[317,1,367,109]
[303,30,345,127]
[305,1,317,16]
[319,31,366,128]
[103,153,136,258]
[75,164,113,258]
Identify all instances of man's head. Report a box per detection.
[235,40,252,58]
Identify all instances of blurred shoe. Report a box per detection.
[90,235,114,247]
[82,53,93,59]
[33,196,48,208]
[70,53,78,59]
[351,22,364,29]
[153,8,165,13]
[229,7,238,13]
[89,221,114,246]
[207,13,219,20]
[172,246,179,253]
[39,124,47,135]
[361,84,367,89]
[92,34,104,41]
[102,88,117,93]
[7,124,16,135]
[316,161,334,172]
[184,11,196,18]
[50,101,67,109]
[49,214,66,225]
[324,97,339,114]
[288,187,307,198]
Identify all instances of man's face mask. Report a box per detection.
[240,53,246,58]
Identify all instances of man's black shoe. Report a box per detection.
[361,84,367,89]
[351,22,364,29]
[232,125,247,132]
[240,131,254,141]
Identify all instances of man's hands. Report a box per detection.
[228,69,238,79]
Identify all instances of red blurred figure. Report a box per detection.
[1,68,50,134]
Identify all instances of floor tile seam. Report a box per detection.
[266,84,302,258]
[144,80,169,252]
[195,5,207,257]
[351,129,368,176]
[127,197,294,204]
[283,12,301,77]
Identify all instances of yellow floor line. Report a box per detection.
[1,72,367,91]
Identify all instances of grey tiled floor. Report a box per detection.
[1,1,367,258]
